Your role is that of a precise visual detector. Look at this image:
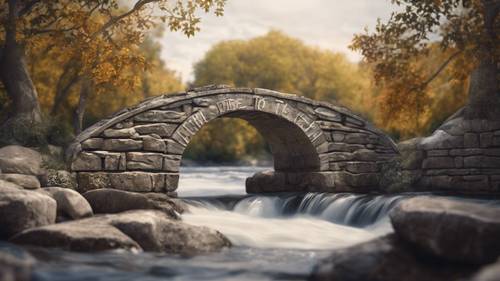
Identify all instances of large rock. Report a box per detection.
[310,234,477,281]
[106,210,231,255]
[10,210,230,255]
[39,187,93,220]
[0,184,57,239]
[470,259,500,281]
[10,220,141,252]
[390,196,500,264]
[0,173,40,189]
[0,145,45,176]
[82,188,184,218]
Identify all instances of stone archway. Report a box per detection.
[67,85,399,194]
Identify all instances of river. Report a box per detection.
[25,166,500,281]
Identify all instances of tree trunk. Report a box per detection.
[0,0,42,125]
[73,78,91,135]
[464,0,500,120]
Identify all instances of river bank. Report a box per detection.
[2,166,500,281]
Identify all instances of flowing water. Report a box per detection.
[24,166,500,281]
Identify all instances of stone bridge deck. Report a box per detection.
[67,85,399,194]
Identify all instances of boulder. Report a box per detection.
[0,184,57,239]
[310,234,477,281]
[0,242,36,281]
[470,259,500,281]
[39,187,93,220]
[106,210,231,255]
[390,196,500,264]
[10,220,141,252]
[0,145,45,176]
[82,188,184,218]
[10,210,230,255]
[0,173,40,189]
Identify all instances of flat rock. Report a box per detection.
[82,188,184,218]
[0,184,56,239]
[0,173,40,189]
[390,196,500,264]
[10,219,141,252]
[310,234,477,281]
[0,145,45,176]
[39,187,93,220]
[105,210,231,255]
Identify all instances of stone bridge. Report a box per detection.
[67,85,398,195]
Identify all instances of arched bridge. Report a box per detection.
[67,85,399,194]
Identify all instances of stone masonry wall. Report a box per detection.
[399,109,500,193]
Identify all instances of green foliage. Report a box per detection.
[188,31,373,162]
[183,118,270,163]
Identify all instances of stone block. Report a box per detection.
[134,110,187,123]
[77,172,110,193]
[332,171,379,189]
[107,172,167,192]
[163,155,181,172]
[353,149,378,162]
[464,156,500,168]
[422,157,455,169]
[246,171,287,193]
[166,139,185,155]
[126,152,163,170]
[464,133,479,148]
[327,143,364,152]
[103,139,142,151]
[427,150,449,157]
[134,123,177,137]
[165,173,179,192]
[345,162,379,173]
[480,133,493,148]
[314,107,342,122]
[345,133,370,144]
[323,152,354,162]
[101,152,125,171]
[454,156,463,168]
[81,138,103,150]
[449,148,483,156]
[71,152,102,171]
[143,136,167,153]
[102,128,137,138]
[331,132,345,142]
[464,156,482,168]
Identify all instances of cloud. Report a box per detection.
[158,0,395,82]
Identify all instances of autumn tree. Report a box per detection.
[351,0,499,132]
[186,31,373,162]
[0,0,225,132]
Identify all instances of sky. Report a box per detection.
[158,0,395,82]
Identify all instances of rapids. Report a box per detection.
[21,166,500,280]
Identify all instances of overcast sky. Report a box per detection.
[158,0,395,82]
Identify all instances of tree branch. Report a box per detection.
[18,0,40,17]
[91,0,157,40]
[412,49,462,92]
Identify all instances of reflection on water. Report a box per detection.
[25,166,500,281]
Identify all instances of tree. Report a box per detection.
[0,0,225,130]
[188,31,373,162]
[350,0,499,127]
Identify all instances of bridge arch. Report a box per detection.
[68,85,398,194]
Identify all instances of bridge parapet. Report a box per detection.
[68,85,399,194]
